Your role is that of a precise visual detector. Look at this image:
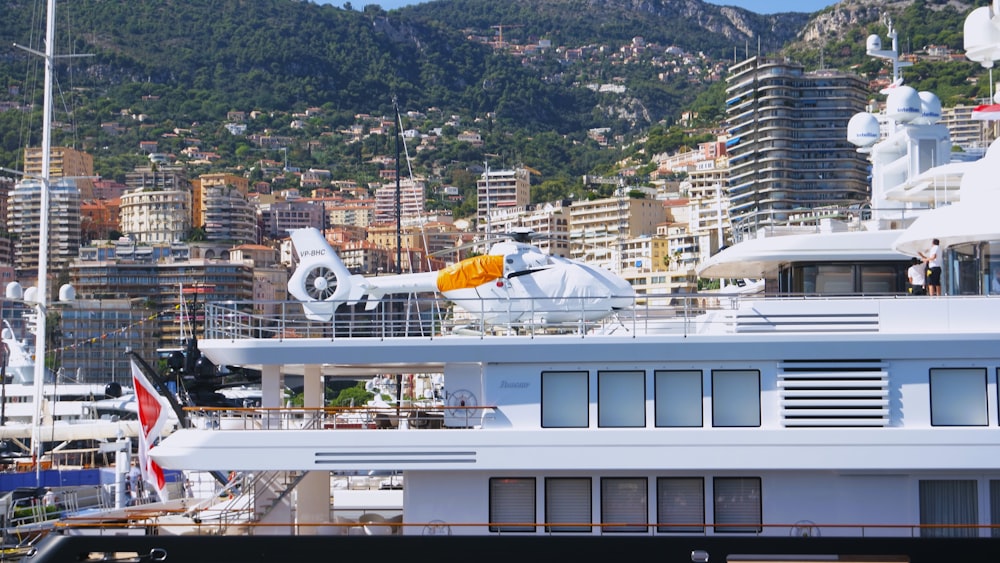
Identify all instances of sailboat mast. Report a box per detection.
[30,0,56,480]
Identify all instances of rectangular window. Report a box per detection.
[598,371,645,427]
[712,370,760,427]
[930,368,987,426]
[545,478,591,533]
[542,371,589,428]
[601,478,648,533]
[713,477,762,533]
[990,480,1000,538]
[919,480,978,537]
[655,370,703,427]
[657,477,704,533]
[489,477,535,533]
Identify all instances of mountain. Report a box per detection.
[399,0,810,58]
[0,0,985,192]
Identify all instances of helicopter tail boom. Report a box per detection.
[287,228,446,320]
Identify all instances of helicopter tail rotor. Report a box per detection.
[287,228,369,320]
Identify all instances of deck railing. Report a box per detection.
[201,293,999,341]
[184,405,492,431]
[201,293,742,340]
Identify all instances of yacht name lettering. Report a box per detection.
[500,381,529,389]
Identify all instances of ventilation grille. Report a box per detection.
[779,360,889,427]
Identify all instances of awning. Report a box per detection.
[698,230,909,279]
[893,196,1000,256]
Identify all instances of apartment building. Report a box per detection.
[8,179,81,284]
[941,104,995,152]
[374,179,427,224]
[70,250,254,350]
[484,201,571,258]
[567,194,665,269]
[192,173,250,230]
[681,159,731,263]
[58,298,159,386]
[725,57,869,236]
[477,167,530,230]
[200,185,257,244]
[119,186,192,244]
[24,146,95,200]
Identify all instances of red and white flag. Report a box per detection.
[972,103,1000,121]
[131,359,169,501]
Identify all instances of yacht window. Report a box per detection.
[712,370,760,427]
[601,478,648,533]
[541,371,589,428]
[713,477,762,533]
[489,477,535,533]
[859,265,897,294]
[598,371,645,428]
[545,478,591,533]
[949,243,978,296]
[929,368,987,426]
[811,264,853,295]
[919,480,978,537]
[989,481,1000,537]
[657,477,705,533]
[654,370,703,427]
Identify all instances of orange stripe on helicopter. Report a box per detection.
[436,255,505,292]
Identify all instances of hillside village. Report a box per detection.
[0,7,995,382]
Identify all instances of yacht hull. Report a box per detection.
[28,534,1000,563]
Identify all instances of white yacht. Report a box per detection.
[0,319,139,466]
[27,6,1000,563]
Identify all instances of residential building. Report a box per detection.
[8,179,81,284]
[58,299,159,386]
[725,57,869,237]
[192,173,250,229]
[484,200,571,258]
[24,146,95,200]
[81,199,120,242]
[567,194,665,269]
[681,159,731,263]
[229,244,289,319]
[119,186,192,243]
[477,167,530,231]
[374,179,427,224]
[70,249,254,350]
[200,186,257,243]
[941,103,995,152]
[258,197,325,239]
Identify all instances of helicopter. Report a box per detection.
[286,227,636,327]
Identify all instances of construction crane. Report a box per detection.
[491,24,523,49]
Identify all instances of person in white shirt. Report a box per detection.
[919,238,942,296]
[991,267,1000,295]
[907,258,926,295]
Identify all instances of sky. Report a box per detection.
[321,0,840,14]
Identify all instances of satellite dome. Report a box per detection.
[912,92,942,125]
[866,34,882,52]
[965,6,1000,68]
[847,113,880,147]
[885,86,921,123]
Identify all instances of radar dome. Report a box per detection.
[885,86,921,123]
[847,113,881,147]
[964,6,1000,68]
[866,34,882,52]
[912,91,942,125]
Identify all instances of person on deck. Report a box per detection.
[919,239,942,296]
[907,258,926,295]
